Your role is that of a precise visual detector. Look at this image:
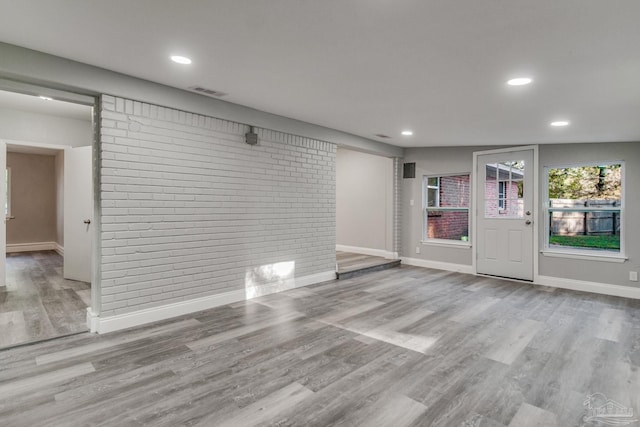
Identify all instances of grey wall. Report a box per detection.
[0,108,92,147]
[403,142,640,288]
[336,147,393,252]
[538,142,640,287]
[99,96,336,317]
[402,146,482,265]
[6,152,57,244]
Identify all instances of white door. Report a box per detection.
[476,148,534,281]
[64,146,93,282]
[0,141,5,286]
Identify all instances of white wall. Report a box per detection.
[98,96,336,318]
[0,108,92,147]
[336,147,393,255]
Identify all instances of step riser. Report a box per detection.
[337,260,401,280]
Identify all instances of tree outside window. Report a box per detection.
[546,163,622,253]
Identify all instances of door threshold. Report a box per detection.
[476,273,533,284]
[0,330,89,353]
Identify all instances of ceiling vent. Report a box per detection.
[375,133,391,139]
[188,86,227,97]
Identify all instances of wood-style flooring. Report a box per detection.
[1,265,639,426]
[336,251,400,279]
[0,251,90,349]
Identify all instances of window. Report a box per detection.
[498,181,506,210]
[5,167,10,217]
[423,174,470,242]
[545,162,623,256]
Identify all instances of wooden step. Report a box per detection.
[337,258,401,280]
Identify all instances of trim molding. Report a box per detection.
[401,257,474,274]
[87,270,336,334]
[336,244,398,260]
[536,275,640,300]
[6,241,57,253]
[55,243,64,256]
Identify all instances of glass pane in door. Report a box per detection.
[485,160,525,218]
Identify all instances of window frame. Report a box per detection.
[426,177,440,208]
[542,160,626,261]
[422,173,471,246]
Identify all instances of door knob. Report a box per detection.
[525,211,531,216]
[84,219,91,224]
[525,220,532,225]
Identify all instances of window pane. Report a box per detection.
[427,188,438,207]
[485,161,524,218]
[548,165,621,201]
[438,175,469,208]
[547,164,622,253]
[484,164,498,217]
[424,174,470,241]
[426,210,469,240]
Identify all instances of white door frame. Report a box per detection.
[472,145,539,282]
[0,83,99,331]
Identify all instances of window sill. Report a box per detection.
[421,239,471,249]
[540,250,627,263]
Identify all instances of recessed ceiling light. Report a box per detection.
[507,77,533,86]
[550,120,570,127]
[170,55,192,65]
[401,130,413,136]
[38,96,53,101]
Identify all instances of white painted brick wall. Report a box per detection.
[99,95,336,316]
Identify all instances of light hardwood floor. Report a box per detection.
[0,251,90,349]
[0,265,639,426]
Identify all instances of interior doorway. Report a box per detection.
[0,88,94,348]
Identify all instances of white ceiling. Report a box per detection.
[0,90,92,121]
[0,1,639,148]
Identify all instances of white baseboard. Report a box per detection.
[336,244,398,259]
[88,270,337,334]
[536,275,640,300]
[400,257,474,274]
[55,243,64,256]
[6,241,57,253]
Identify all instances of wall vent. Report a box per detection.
[403,162,416,179]
[375,133,391,139]
[188,86,227,97]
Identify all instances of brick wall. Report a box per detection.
[484,179,521,217]
[99,95,336,316]
[426,175,469,240]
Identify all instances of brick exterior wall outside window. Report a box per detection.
[425,175,469,240]
[484,178,522,217]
